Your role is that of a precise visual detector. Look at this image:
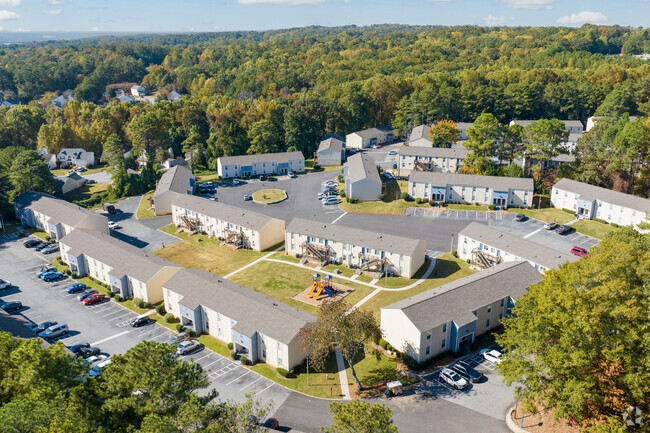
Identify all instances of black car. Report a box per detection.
[67,343,91,356]
[34,320,58,333]
[1,301,22,313]
[267,176,277,182]
[259,174,267,181]
[557,224,574,235]
[16,231,27,238]
[23,239,40,248]
[451,361,483,383]
[129,315,151,327]
[35,242,52,251]
[514,213,526,222]
[77,347,100,359]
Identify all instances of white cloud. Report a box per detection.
[0,0,20,7]
[237,0,325,5]
[11,28,28,32]
[90,26,99,31]
[0,10,19,20]
[0,25,3,31]
[557,11,607,25]
[41,9,62,15]
[48,0,65,4]
[483,15,515,26]
[501,0,554,10]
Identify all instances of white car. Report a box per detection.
[232,178,241,185]
[177,339,200,355]
[323,197,339,206]
[440,367,468,390]
[87,359,111,377]
[0,279,11,290]
[84,354,109,367]
[544,221,558,230]
[481,349,503,364]
[318,192,337,200]
[324,180,338,186]
[108,221,120,230]
[388,150,397,155]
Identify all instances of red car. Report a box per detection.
[570,246,588,257]
[82,293,106,305]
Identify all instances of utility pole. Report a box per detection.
[306,355,309,386]
[450,233,454,253]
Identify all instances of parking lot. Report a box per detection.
[0,235,290,408]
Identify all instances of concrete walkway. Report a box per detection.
[335,351,351,400]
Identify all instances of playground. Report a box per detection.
[292,273,355,307]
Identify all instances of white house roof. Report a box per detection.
[553,178,650,213]
[382,261,542,331]
[398,144,469,159]
[408,125,431,143]
[218,151,304,167]
[409,172,534,191]
[318,137,345,153]
[345,152,381,184]
[154,165,194,195]
[455,122,473,130]
[349,125,393,139]
[13,191,103,228]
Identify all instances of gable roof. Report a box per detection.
[318,137,345,153]
[349,125,393,139]
[408,125,431,143]
[56,173,86,195]
[383,261,542,331]
[13,191,104,227]
[286,217,424,256]
[398,144,469,159]
[172,194,280,232]
[460,222,578,269]
[59,229,177,282]
[163,268,315,344]
[155,165,194,195]
[345,152,381,184]
[409,172,534,191]
[510,119,582,130]
[455,122,473,130]
[553,178,650,213]
[218,151,304,167]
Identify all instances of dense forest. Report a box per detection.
[0,24,649,206]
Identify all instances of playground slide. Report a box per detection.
[323,285,333,297]
[307,281,318,297]
[313,283,325,298]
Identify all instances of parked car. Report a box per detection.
[24,239,41,248]
[383,172,394,179]
[318,192,337,200]
[33,320,58,333]
[544,221,558,230]
[16,231,27,238]
[107,221,120,230]
[82,293,105,305]
[514,213,526,221]
[571,246,589,257]
[263,418,280,430]
[67,343,91,357]
[388,150,397,155]
[86,179,97,184]
[38,323,68,340]
[35,242,52,251]
[176,339,201,355]
[243,194,252,201]
[440,367,468,390]
[41,244,60,254]
[84,354,108,367]
[42,271,65,282]
[0,279,11,290]
[87,359,111,377]
[481,349,503,364]
[259,174,267,181]
[168,332,191,345]
[199,182,214,188]
[451,361,483,383]
[267,176,277,182]
[232,178,242,185]
[66,282,86,293]
[323,197,339,205]
[129,315,151,327]
[557,224,574,235]
[1,301,22,313]
[102,203,116,214]
[76,166,87,172]
[37,266,56,277]
[288,172,297,178]
[77,347,101,359]
[77,289,98,301]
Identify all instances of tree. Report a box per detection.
[300,299,382,391]
[428,120,460,147]
[496,123,524,164]
[497,228,650,430]
[321,401,398,433]
[103,133,126,172]
[127,112,167,189]
[522,119,569,169]
[465,113,499,157]
[8,150,56,198]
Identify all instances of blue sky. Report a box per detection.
[0,0,646,34]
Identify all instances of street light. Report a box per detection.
[450,233,455,253]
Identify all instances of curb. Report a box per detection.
[252,189,288,205]
[506,406,531,433]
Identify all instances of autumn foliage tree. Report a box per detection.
[428,120,460,147]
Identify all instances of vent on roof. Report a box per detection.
[272,303,278,306]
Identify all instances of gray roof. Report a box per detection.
[163,268,315,344]
[561,120,583,128]
[566,132,582,142]
[286,217,425,256]
[409,172,534,191]
[455,122,473,130]
[460,222,578,269]
[59,229,178,282]
[398,144,469,159]
[383,261,542,331]
[318,137,345,153]
[350,126,393,139]
[155,165,194,195]
[218,151,304,166]
[172,195,280,231]
[511,119,582,130]
[408,125,431,143]
[345,152,381,184]
[56,173,85,194]
[553,178,650,213]
[13,191,104,227]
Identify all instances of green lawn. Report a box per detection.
[0,221,26,235]
[571,220,619,240]
[345,347,417,395]
[195,172,219,183]
[269,251,300,263]
[152,224,270,276]
[446,204,489,211]
[136,191,156,219]
[62,183,110,207]
[253,189,286,203]
[339,180,430,215]
[305,159,343,173]
[373,258,433,289]
[507,207,575,224]
[51,164,108,177]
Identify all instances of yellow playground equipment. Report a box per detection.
[308,273,334,299]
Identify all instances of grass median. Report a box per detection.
[571,220,619,240]
[253,189,286,203]
[136,191,156,219]
[507,207,575,224]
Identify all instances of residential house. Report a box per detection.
[344,153,382,201]
[163,268,315,369]
[458,222,578,273]
[118,94,136,104]
[407,125,432,147]
[397,145,469,176]
[13,192,108,240]
[51,90,74,109]
[316,135,345,166]
[59,229,181,303]
[217,151,304,178]
[39,150,57,170]
[408,172,534,208]
[168,90,182,102]
[171,195,285,251]
[56,173,86,195]
[162,158,189,170]
[58,148,95,167]
[285,217,426,278]
[153,165,195,215]
[586,115,637,132]
[346,126,395,149]
[551,178,650,227]
[131,85,146,97]
[381,261,541,363]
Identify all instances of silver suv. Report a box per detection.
[440,367,468,390]
[38,323,69,340]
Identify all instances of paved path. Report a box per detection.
[335,351,351,400]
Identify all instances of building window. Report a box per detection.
[426,332,431,340]
[486,319,491,328]
[500,299,505,307]
[441,339,446,348]
[442,324,447,333]
[487,306,491,313]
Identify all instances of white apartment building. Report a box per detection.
[344,152,382,201]
[397,144,469,176]
[217,151,304,178]
[346,126,395,149]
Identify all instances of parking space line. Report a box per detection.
[523,228,542,239]
[90,330,130,346]
[240,377,262,390]
[256,383,274,395]
[194,353,213,363]
[151,331,172,341]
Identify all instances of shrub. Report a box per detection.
[143,302,152,309]
[488,204,497,210]
[400,192,410,200]
[561,208,576,215]
[164,313,175,323]
[45,236,52,242]
[240,356,250,366]
[57,258,64,265]
[108,291,115,298]
[114,295,122,302]
[227,342,234,351]
[402,353,419,370]
[339,190,346,198]
[313,164,321,170]
[428,199,437,206]
[71,273,78,279]
[185,328,195,336]
[64,269,71,276]
[415,197,423,204]
[475,202,481,206]
[377,193,386,201]
[337,174,344,182]
[594,217,608,224]
[156,304,166,315]
[611,223,620,228]
[175,323,184,332]
[386,343,393,351]
[133,298,144,308]
[277,367,290,377]
[378,339,389,350]
[452,250,458,257]
[230,352,238,360]
[351,198,359,203]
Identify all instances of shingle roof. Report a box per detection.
[350,126,393,139]
[511,119,582,130]
[408,172,534,191]
[553,178,650,213]
[218,151,304,166]
[59,229,178,282]
[408,125,431,143]
[318,137,345,153]
[286,217,425,257]
[13,191,104,228]
[383,261,542,331]
[172,195,280,231]
[155,165,194,195]
[345,152,381,184]
[398,144,469,159]
[455,122,473,130]
[460,222,578,269]
[163,268,315,344]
